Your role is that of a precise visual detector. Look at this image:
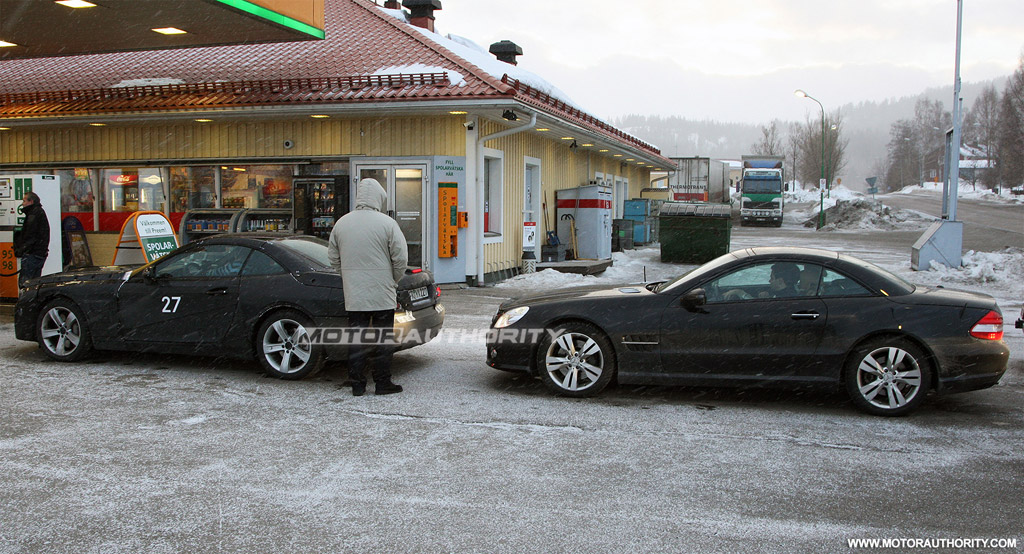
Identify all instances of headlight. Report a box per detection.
[494,306,529,328]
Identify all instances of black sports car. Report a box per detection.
[487,247,1008,416]
[15,233,444,379]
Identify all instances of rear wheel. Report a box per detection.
[36,298,93,362]
[255,310,323,379]
[536,322,616,397]
[845,338,931,416]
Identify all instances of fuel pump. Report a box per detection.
[0,175,63,300]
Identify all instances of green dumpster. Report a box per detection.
[659,203,732,264]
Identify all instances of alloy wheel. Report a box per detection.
[262,318,313,375]
[855,346,923,410]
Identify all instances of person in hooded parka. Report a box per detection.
[328,178,408,396]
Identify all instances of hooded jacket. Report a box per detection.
[13,202,49,258]
[328,178,408,312]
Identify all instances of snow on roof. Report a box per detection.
[377,4,588,113]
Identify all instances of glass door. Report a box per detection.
[355,164,427,269]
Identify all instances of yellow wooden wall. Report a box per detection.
[0,116,467,163]
[479,119,652,274]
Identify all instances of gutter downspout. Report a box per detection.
[473,111,537,285]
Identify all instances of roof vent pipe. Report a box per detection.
[402,0,442,32]
[489,40,523,65]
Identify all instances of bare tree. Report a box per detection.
[996,53,1024,188]
[787,122,802,189]
[963,84,1000,189]
[752,120,784,156]
[884,120,917,192]
[794,111,848,190]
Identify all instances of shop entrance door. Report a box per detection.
[353,164,428,270]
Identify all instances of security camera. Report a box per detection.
[463,121,475,131]
[283,139,294,149]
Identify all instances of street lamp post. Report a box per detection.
[827,123,837,198]
[794,89,825,229]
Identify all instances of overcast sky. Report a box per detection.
[433,0,1024,124]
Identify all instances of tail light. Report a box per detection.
[970,310,1003,340]
[435,285,441,298]
[411,268,422,274]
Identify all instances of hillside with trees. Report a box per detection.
[613,73,1016,192]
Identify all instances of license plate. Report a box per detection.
[409,286,429,301]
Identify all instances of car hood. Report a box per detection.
[501,284,652,310]
[29,266,137,286]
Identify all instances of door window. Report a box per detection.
[820,268,871,297]
[155,244,251,278]
[705,262,807,302]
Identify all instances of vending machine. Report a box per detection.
[556,184,613,260]
[292,177,349,239]
[0,175,63,300]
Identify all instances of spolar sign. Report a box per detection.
[113,211,180,265]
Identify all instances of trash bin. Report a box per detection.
[612,219,634,252]
[659,203,732,263]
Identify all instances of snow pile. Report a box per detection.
[801,199,931,231]
[493,247,694,292]
[786,184,863,205]
[911,248,1024,287]
[894,182,1023,203]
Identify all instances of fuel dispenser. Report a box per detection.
[0,175,63,300]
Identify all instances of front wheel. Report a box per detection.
[845,338,931,416]
[537,322,616,397]
[256,310,324,380]
[37,298,93,362]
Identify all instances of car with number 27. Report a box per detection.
[15,233,444,379]
[486,247,1008,416]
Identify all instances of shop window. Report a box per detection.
[101,168,165,213]
[170,167,217,212]
[55,168,95,213]
[483,151,503,237]
[220,165,293,209]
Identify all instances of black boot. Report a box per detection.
[375,382,403,395]
[352,382,366,397]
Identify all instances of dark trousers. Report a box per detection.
[19,254,46,288]
[347,310,396,385]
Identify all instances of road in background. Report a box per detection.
[877,192,1023,252]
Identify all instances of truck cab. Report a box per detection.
[739,156,785,227]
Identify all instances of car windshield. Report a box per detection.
[655,252,739,293]
[742,178,782,194]
[273,236,333,269]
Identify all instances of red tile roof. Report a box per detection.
[0,0,665,159]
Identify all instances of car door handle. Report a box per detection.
[206,288,228,296]
[791,312,820,320]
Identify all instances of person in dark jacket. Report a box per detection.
[327,178,408,396]
[13,192,49,289]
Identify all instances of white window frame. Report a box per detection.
[483,148,504,244]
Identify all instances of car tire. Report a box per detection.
[255,310,324,380]
[36,298,93,362]
[537,322,616,397]
[845,338,931,416]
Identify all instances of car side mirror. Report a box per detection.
[681,288,708,313]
